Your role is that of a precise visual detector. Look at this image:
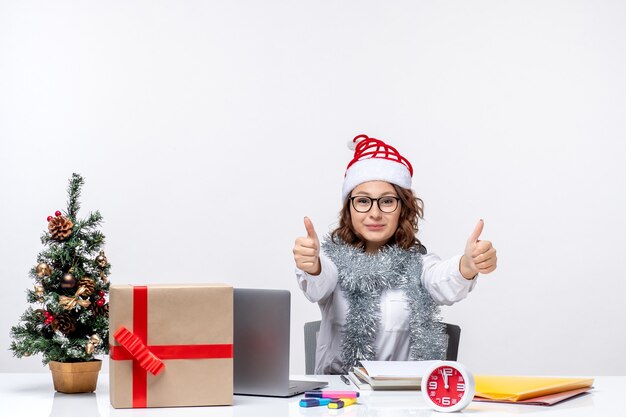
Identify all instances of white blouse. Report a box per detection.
[295,251,478,374]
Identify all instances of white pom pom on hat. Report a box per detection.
[341,134,413,200]
[346,134,367,151]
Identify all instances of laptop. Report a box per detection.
[233,288,328,397]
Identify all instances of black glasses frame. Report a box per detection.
[349,196,401,213]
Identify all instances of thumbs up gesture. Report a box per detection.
[460,220,497,279]
[293,217,321,275]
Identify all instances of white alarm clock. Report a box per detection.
[421,361,476,413]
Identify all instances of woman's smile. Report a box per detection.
[350,181,401,252]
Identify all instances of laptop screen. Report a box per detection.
[233,288,291,395]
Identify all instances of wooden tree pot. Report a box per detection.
[49,360,102,393]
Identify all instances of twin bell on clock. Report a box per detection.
[421,361,476,413]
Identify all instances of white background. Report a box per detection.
[1,1,625,376]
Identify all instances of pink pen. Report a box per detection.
[304,390,360,399]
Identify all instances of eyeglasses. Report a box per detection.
[349,195,401,213]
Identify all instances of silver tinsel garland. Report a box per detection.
[322,236,447,372]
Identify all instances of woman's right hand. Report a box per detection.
[293,217,321,275]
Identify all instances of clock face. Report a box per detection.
[422,362,475,412]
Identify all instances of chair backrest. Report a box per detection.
[303,320,461,374]
[443,322,461,361]
[304,320,321,375]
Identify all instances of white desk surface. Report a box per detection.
[0,373,620,416]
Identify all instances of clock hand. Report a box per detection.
[442,369,449,389]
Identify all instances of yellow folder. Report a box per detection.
[474,375,594,402]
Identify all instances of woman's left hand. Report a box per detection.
[460,219,497,279]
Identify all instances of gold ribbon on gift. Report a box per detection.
[59,286,91,310]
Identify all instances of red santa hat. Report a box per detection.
[342,134,413,200]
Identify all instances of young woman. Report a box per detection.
[293,134,497,374]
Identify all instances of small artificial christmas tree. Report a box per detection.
[10,173,110,366]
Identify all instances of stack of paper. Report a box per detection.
[347,360,440,390]
[346,371,374,390]
[474,376,594,406]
